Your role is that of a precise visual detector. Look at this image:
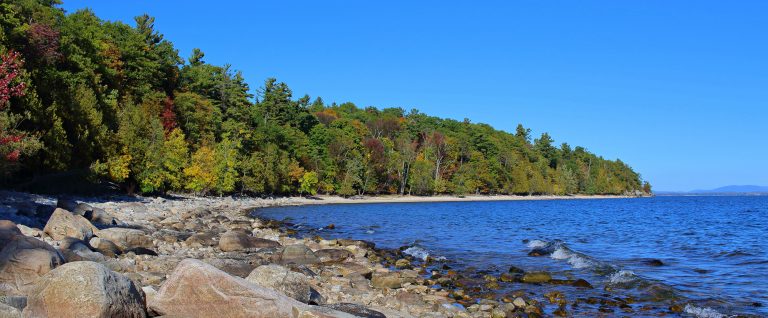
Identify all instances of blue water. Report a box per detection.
[255,196,768,317]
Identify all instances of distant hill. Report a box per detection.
[693,185,768,193]
[658,185,768,195]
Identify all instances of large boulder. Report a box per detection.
[148,259,351,318]
[22,261,146,318]
[245,264,315,304]
[96,228,152,251]
[278,244,319,265]
[0,236,65,295]
[43,208,97,241]
[219,230,281,252]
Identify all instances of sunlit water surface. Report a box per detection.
[255,196,768,317]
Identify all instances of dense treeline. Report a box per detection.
[0,1,651,196]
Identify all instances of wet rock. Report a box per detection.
[22,261,146,318]
[96,228,153,251]
[395,258,411,269]
[0,236,65,295]
[572,278,593,288]
[246,264,316,304]
[278,244,319,265]
[645,259,664,266]
[43,208,98,241]
[314,249,353,264]
[337,239,375,249]
[513,297,527,308]
[520,271,552,284]
[322,303,385,318]
[89,237,121,257]
[148,259,350,318]
[508,265,525,274]
[371,272,414,289]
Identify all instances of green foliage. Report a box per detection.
[299,171,318,196]
[0,1,650,196]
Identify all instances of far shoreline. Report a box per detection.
[257,193,649,209]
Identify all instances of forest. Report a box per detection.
[0,0,651,196]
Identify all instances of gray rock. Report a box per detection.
[43,208,97,241]
[278,244,319,265]
[323,303,386,318]
[59,237,105,262]
[96,228,152,251]
[89,237,121,257]
[245,264,316,304]
[22,261,146,318]
[0,236,65,296]
[315,249,353,264]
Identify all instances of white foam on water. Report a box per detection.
[526,239,548,249]
[609,270,637,284]
[365,230,375,234]
[403,246,430,261]
[550,247,593,269]
[684,304,727,318]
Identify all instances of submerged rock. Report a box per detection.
[521,271,552,284]
[22,261,146,318]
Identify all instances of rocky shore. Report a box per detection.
[1,191,567,318]
[4,189,714,318]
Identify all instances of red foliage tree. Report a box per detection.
[26,23,62,65]
[0,51,26,106]
[160,96,177,135]
[1,51,29,165]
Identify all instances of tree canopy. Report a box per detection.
[0,1,650,196]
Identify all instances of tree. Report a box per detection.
[184,146,216,194]
[0,51,39,175]
[299,171,318,196]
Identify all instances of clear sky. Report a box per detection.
[59,1,767,192]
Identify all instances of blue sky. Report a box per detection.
[60,1,767,192]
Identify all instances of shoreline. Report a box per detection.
[254,193,647,208]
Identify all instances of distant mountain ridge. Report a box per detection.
[658,185,768,194]
[693,185,768,193]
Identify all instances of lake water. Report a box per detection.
[255,196,768,317]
